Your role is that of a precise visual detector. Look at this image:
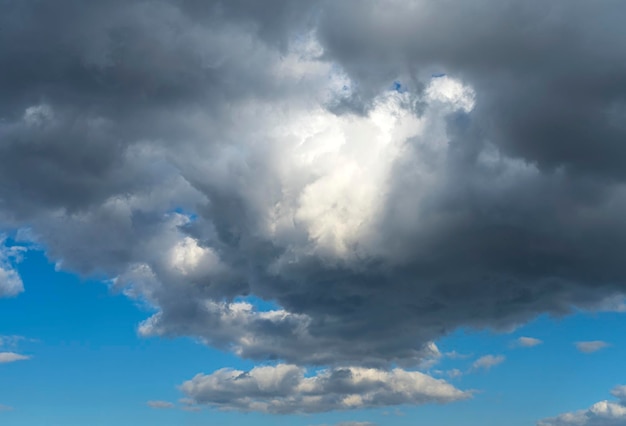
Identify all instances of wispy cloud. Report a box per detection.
[575,341,610,354]
[514,337,543,348]
[472,355,505,371]
[146,400,174,409]
[0,352,31,364]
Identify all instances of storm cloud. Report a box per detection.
[1,0,626,371]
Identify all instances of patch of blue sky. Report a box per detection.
[233,295,281,312]
[431,311,626,426]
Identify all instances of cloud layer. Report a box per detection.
[180,364,470,413]
[1,0,626,370]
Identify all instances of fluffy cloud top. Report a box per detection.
[180,364,470,414]
[1,0,626,369]
[538,386,626,426]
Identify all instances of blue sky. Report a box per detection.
[2,246,625,426]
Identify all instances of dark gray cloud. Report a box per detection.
[180,364,469,413]
[1,0,626,369]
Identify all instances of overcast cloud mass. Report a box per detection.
[1,0,626,413]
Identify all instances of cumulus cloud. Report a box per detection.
[472,355,505,371]
[1,0,626,370]
[146,400,174,409]
[180,364,470,414]
[0,237,25,298]
[538,385,626,426]
[515,337,543,348]
[0,352,31,364]
[575,341,610,354]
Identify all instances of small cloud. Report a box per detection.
[336,422,376,426]
[0,352,30,364]
[575,341,610,354]
[444,351,473,360]
[538,385,626,425]
[0,404,13,411]
[447,369,463,379]
[515,337,543,348]
[147,400,174,409]
[472,355,505,371]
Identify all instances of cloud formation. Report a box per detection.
[0,352,30,364]
[1,0,626,370]
[146,400,174,409]
[575,341,610,354]
[516,337,543,348]
[538,385,626,426]
[180,364,470,414]
[472,355,505,371]
[0,238,25,298]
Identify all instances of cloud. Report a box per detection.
[0,237,25,298]
[146,400,174,409]
[0,335,25,349]
[180,364,470,414]
[472,355,505,371]
[515,337,543,348]
[575,341,610,354]
[1,0,626,370]
[0,404,13,411]
[0,352,31,364]
[334,423,376,426]
[538,385,626,426]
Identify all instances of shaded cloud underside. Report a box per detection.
[1,0,626,370]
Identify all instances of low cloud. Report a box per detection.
[538,385,626,426]
[180,364,470,414]
[146,400,174,409]
[0,352,31,364]
[575,341,610,354]
[0,238,26,298]
[472,355,505,371]
[515,337,543,348]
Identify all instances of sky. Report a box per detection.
[1,1,626,425]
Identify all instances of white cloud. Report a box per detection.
[472,355,505,371]
[0,352,30,364]
[0,237,26,298]
[538,385,626,426]
[516,337,543,348]
[147,400,174,409]
[575,341,610,354]
[180,364,471,414]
